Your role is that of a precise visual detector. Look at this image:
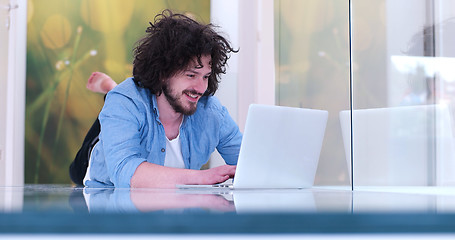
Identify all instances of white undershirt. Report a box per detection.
[83,141,98,185]
[164,134,185,169]
[164,118,185,169]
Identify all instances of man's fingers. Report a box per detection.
[220,175,230,182]
[203,165,237,184]
[227,166,236,176]
[219,165,236,178]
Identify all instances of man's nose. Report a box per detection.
[194,77,208,94]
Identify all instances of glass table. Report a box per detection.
[1,185,455,235]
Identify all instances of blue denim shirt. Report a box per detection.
[85,78,242,188]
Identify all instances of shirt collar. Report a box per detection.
[151,94,161,123]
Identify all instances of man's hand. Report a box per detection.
[197,165,236,185]
[131,162,236,188]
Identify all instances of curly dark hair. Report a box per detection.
[132,9,238,96]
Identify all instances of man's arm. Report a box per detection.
[216,105,243,164]
[130,162,236,188]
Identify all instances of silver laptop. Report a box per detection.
[178,104,329,189]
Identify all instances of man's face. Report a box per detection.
[162,55,211,115]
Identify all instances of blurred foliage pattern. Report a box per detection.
[25,0,210,183]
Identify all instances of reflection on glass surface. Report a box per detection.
[352,0,455,187]
[0,186,23,213]
[84,188,349,214]
[341,104,455,186]
[391,56,455,84]
[4,185,455,214]
[353,188,455,213]
[86,188,235,214]
[275,0,350,186]
[0,185,355,214]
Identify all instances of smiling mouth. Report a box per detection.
[184,90,202,102]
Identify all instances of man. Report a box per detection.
[70,10,242,188]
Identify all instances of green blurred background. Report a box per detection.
[25,0,210,184]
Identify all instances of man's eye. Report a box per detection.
[186,74,195,78]
[204,75,210,79]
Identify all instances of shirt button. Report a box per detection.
[161,148,165,152]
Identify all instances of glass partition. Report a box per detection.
[351,0,455,187]
[275,0,350,186]
[276,0,455,188]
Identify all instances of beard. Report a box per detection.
[162,84,201,116]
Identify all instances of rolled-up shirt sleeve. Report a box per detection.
[99,91,148,188]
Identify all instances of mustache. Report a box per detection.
[183,89,204,96]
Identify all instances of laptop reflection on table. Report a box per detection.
[339,104,455,186]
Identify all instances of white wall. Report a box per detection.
[211,0,240,123]
[0,0,10,186]
[0,0,27,186]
